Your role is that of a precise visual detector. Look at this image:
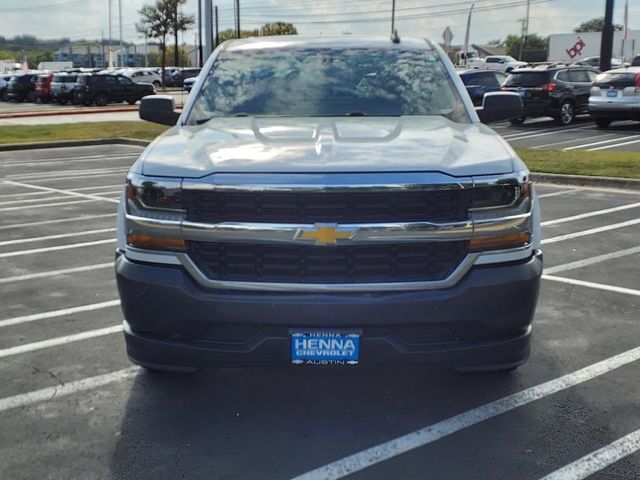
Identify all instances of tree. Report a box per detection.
[504,33,547,60]
[574,17,623,33]
[137,1,171,87]
[217,28,258,44]
[149,46,192,67]
[166,0,194,67]
[259,22,298,36]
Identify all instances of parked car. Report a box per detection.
[574,56,623,70]
[74,74,156,106]
[5,74,37,102]
[501,65,599,125]
[470,55,527,73]
[123,68,162,88]
[169,67,201,87]
[0,74,10,100]
[589,67,640,128]
[458,69,507,106]
[118,36,541,374]
[33,74,53,103]
[163,67,181,86]
[183,75,197,92]
[631,55,640,67]
[50,73,79,104]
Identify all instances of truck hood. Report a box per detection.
[138,116,517,178]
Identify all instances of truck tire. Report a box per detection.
[509,115,526,125]
[594,117,612,129]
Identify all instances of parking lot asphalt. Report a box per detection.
[494,117,640,152]
[0,144,639,480]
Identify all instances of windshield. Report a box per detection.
[187,47,468,123]
[504,72,548,87]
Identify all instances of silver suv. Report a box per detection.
[116,36,542,373]
[589,67,640,128]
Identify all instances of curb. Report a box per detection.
[0,107,138,119]
[0,138,637,191]
[0,137,150,151]
[531,172,640,192]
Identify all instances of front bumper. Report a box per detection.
[116,250,543,370]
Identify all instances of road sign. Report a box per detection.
[442,26,454,46]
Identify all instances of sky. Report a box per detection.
[0,0,639,46]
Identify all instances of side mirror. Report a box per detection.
[139,95,180,126]
[476,92,523,124]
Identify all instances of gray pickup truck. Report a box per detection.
[116,36,542,373]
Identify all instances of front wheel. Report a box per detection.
[509,115,527,125]
[95,93,108,107]
[594,117,612,129]
[126,98,137,105]
[556,100,575,126]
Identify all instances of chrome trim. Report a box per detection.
[124,245,182,265]
[181,220,474,244]
[126,214,181,237]
[176,252,481,292]
[182,172,474,193]
[473,212,531,237]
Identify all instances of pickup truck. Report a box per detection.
[116,36,542,373]
[469,55,528,73]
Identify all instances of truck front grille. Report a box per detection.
[187,241,467,284]
[183,189,472,224]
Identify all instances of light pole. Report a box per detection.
[600,0,615,71]
[108,0,113,68]
[463,3,475,68]
[118,0,123,67]
[518,0,531,61]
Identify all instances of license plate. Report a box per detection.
[607,90,619,98]
[291,331,360,365]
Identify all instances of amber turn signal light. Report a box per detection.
[127,232,187,251]
[468,232,531,252]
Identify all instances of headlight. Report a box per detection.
[125,173,186,251]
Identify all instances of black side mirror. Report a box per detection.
[139,95,180,126]
[476,92,523,124]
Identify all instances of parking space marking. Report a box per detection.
[563,135,639,151]
[532,133,616,150]
[3,180,120,204]
[0,213,117,231]
[539,428,640,480]
[542,275,640,297]
[544,246,640,275]
[291,345,640,480]
[542,218,640,245]
[0,198,100,212]
[0,194,97,207]
[33,171,127,183]
[6,166,128,181]
[0,262,114,285]
[541,202,640,227]
[0,325,121,359]
[0,238,115,258]
[538,189,578,199]
[503,127,586,142]
[588,138,640,152]
[0,228,116,247]
[0,153,139,168]
[0,299,120,329]
[0,367,138,414]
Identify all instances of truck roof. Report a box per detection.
[223,35,433,52]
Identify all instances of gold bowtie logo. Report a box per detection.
[296,224,355,245]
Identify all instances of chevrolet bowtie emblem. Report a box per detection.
[296,224,355,245]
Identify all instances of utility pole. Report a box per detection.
[174,2,180,67]
[391,0,396,35]
[108,0,113,68]
[600,0,615,72]
[214,5,219,49]
[463,3,475,67]
[197,0,203,67]
[118,0,123,67]
[234,0,240,39]
[518,0,531,61]
[204,0,213,59]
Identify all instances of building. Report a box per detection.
[548,30,638,62]
[54,43,161,68]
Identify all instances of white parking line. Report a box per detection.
[33,172,127,182]
[544,246,640,275]
[0,228,116,247]
[0,198,99,212]
[532,133,616,150]
[542,275,640,297]
[291,345,640,480]
[502,125,572,139]
[0,299,120,328]
[539,428,640,480]
[0,238,115,258]
[542,218,640,245]
[0,262,114,285]
[3,180,120,204]
[0,325,122,359]
[0,153,138,168]
[0,367,138,414]
[542,202,640,226]
[0,194,93,207]
[538,189,577,199]
[504,126,586,142]
[0,213,117,231]
[6,166,128,181]
[563,135,639,151]
[588,138,640,152]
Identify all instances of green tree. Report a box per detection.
[259,22,298,36]
[165,0,194,68]
[137,1,172,87]
[149,45,192,67]
[504,33,547,60]
[216,28,258,45]
[574,17,623,33]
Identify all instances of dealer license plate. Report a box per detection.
[291,331,360,365]
[607,90,619,98]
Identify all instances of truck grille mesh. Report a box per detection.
[187,241,468,284]
[183,189,472,224]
